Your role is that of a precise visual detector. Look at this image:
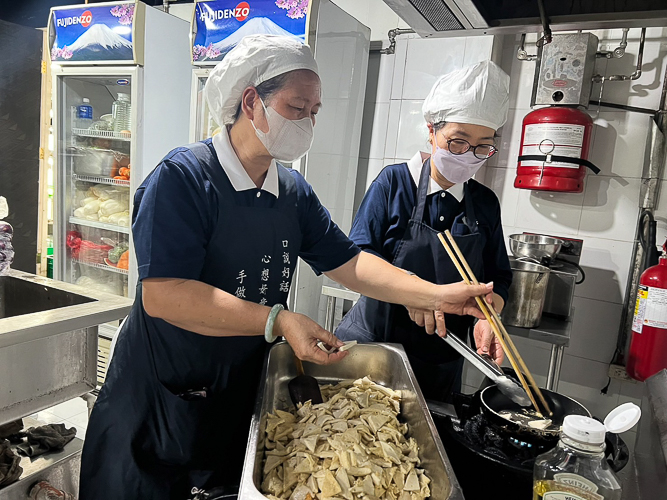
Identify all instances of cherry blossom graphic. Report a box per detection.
[51,45,73,60]
[110,4,135,26]
[192,43,221,61]
[276,0,309,19]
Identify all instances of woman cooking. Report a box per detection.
[78,35,494,499]
[336,61,513,402]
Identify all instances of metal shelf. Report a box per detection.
[69,216,130,234]
[73,174,130,187]
[73,258,128,275]
[72,128,131,141]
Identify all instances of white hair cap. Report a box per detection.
[422,60,510,131]
[205,34,319,126]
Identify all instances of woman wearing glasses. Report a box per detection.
[336,61,513,402]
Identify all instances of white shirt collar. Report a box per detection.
[211,128,280,198]
[407,151,464,202]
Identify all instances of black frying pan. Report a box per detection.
[480,385,590,444]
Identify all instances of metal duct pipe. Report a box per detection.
[370,28,415,55]
[608,28,646,81]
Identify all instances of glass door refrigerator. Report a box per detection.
[49,1,192,382]
[188,1,370,325]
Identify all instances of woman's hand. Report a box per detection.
[274,310,348,365]
[434,281,494,319]
[473,319,505,364]
[406,307,441,335]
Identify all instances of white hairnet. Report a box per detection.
[422,60,510,131]
[205,34,319,126]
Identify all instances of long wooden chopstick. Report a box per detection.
[436,232,543,417]
[443,230,553,416]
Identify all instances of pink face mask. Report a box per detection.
[431,146,487,184]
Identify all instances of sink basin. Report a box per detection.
[0,270,132,426]
[0,275,93,319]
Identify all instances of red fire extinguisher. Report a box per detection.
[627,239,667,381]
[515,107,600,193]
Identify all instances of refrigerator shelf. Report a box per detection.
[69,216,130,235]
[72,128,131,141]
[73,258,128,276]
[73,174,130,187]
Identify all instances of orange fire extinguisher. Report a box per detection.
[627,239,667,381]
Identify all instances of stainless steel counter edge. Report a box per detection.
[0,270,133,348]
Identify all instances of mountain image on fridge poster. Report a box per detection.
[212,17,297,55]
[51,4,135,62]
[193,0,309,62]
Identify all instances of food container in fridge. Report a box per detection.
[70,147,129,177]
[239,341,464,499]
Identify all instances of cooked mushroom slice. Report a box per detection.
[322,470,343,497]
[262,377,432,499]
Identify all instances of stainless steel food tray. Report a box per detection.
[239,341,464,499]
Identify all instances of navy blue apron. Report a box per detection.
[79,141,302,499]
[337,159,486,401]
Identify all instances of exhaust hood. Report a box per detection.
[382,0,667,37]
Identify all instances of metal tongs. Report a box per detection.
[438,329,531,407]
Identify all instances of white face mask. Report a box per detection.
[252,98,314,163]
[431,146,487,184]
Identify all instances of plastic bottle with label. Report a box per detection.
[77,98,93,130]
[112,93,131,133]
[533,403,641,500]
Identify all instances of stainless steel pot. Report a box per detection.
[502,259,551,328]
[509,233,564,263]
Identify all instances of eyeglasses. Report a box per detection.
[446,138,498,160]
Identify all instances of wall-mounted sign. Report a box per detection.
[49,2,138,64]
[192,0,310,65]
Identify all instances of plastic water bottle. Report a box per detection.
[0,197,14,276]
[77,98,93,130]
[112,93,131,133]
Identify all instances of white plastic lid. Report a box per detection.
[562,415,607,444]
[82,97,90,103]
[604,402,641,434]
[0,197,7,219]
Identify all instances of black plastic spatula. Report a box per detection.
[288,355,323,407]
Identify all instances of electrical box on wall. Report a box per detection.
[531,33,599,108]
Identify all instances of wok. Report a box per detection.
[480,384,590,445]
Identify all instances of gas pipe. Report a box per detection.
[627,239,667,381]
[515,107,600,193]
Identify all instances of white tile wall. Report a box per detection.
[566,297,623,363]
[579,176,642,242]
[483,167,521,227]
[395,100,428,159]
[390,39,409,100]
[403,38,466,100]
[576,237,634,304]
[588,112,652,179]
[384,100,401,159]
[463,36,495,67]
[514,189,584,237]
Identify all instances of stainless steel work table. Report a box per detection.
[322,283,572,391]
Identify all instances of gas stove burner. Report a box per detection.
[429,394,630,500]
